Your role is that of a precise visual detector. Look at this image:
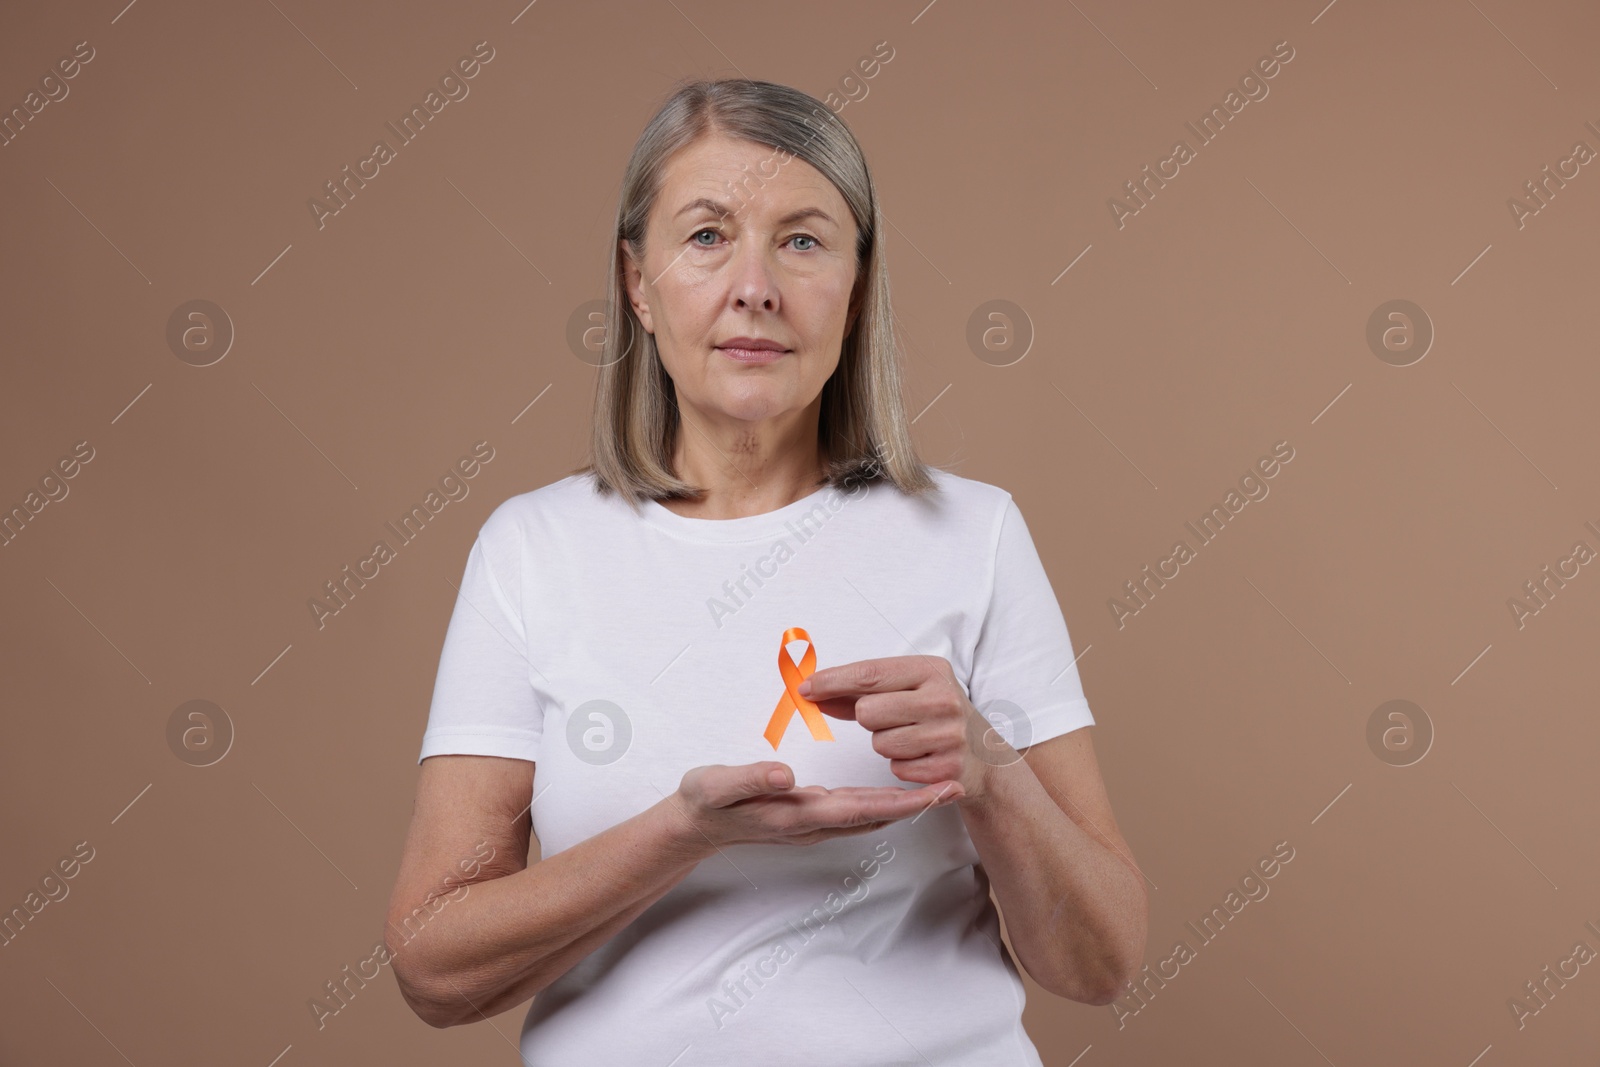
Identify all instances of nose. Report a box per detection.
[728,240,778,312]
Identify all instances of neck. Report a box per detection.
[664,411,829,520]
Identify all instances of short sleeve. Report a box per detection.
[965,496,1096,750]
[417,511,543,764]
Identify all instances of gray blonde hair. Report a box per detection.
[571,77,939,507]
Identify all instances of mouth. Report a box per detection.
[716,344,791,364]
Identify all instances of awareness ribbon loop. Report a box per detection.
[763,626,835,750]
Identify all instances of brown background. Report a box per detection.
[2,0,1598,1063]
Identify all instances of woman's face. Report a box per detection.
[621,132,862,431]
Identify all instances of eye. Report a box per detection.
[689,228,820,252]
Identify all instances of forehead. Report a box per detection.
[656,132,850,222]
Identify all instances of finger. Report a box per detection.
[813,785,914,796]
[799,656,938,702]
[784,784,930,799]
[890,781,965,811]
[919,780,966,804]
[772,782,960,808]
[709,762,794,807]
[810,695,859,721]
[842,691,928,731]
[762,784,901,805]
[793,819,901,845]
[793,782,962,829]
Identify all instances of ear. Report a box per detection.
[619,238,654,334]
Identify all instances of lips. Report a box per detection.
[716,338,790,363]
[717,337,788,352]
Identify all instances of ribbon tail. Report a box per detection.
[796,698,835,741]
[764,697,791,750]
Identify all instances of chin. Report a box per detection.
[714,392,791,422]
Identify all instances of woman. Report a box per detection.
[386,77,1147,1064]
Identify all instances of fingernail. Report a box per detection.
[768,769,789,788]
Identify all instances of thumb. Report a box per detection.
[712,762,795,807]
[756,762,793,793]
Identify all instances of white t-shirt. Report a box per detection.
[417,466,1096,1066]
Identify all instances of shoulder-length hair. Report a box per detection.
[570,76,939,508]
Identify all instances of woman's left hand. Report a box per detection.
[797,655,1000,803]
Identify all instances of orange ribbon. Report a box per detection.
[764,626,835,750]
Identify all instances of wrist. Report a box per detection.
[957,758,1013,816]
[651,793,716,866]
[958,712,1013,810]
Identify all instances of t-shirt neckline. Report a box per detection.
[638,479,851,543]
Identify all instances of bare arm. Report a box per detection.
[957,728,1147,1004]
[385,754,963,1027]
[793,655,1149,1005]
[385,755,708,1027]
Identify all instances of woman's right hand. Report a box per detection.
[671,762,964,849]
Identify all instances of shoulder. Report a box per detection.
[474,471,604,547]
[920,465,1013,509]
[907,466,1016,530]
[872,466,1019,557]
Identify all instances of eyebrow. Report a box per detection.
[673,197,838,229]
